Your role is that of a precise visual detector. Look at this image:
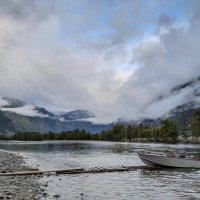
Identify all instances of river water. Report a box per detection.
[0,140,200,200]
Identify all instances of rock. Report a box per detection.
[0,151,41,200]
[43,192,48,197]
[53,194,60,198]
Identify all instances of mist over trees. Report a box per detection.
[99,108,200,143]
[1,107,200,144]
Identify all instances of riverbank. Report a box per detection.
[0,151,41,200]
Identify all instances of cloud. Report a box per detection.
[114,0,200,120]
[0,0,54,21]
[0,97,9,107]
[0,105,49,118]
[0,0,199,123]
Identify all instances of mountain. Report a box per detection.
[166,102,198,125]
[0,110,15,134]
[140,76,200,127]
[58,110,111,133]
[34,107,56,118]
[119,76,200,128]
[59,110,94,121]
[151,76,200,104]
[0,76,199,134]
[161,76,200,124]
[0,97,26,108]
[0,97,111,134]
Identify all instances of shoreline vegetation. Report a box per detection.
[0,108,200,144]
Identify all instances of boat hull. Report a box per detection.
[138,153,200,168]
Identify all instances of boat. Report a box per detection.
[138,152,200,168]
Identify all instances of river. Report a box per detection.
[0,140,200,200]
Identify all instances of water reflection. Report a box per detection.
[139,168,200,199]
[1,141,200,200]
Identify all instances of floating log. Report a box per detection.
[0,168,84,176]
[0,165,160,177]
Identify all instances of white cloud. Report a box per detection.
[0,97,9,107]
[0,0,199,123]
[77,117,114,125]
[0,105,49,118]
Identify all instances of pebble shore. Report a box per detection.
[0,151,41,200]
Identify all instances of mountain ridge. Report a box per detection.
[0,75,199,134]
[0,96,111,134]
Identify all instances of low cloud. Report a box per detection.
[0,0,199,123]
[0,105,49,118]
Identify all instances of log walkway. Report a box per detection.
[0,165,160,176]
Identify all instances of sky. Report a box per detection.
[0,0,200,123]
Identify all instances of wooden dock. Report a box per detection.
[0,165,160,176]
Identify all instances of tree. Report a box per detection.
[188,108,200,142]
[112,124,125,141]
[152,128,161,142]
[125,125,132,141]
[160,119,178,143]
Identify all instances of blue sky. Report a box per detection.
[0,0,200,123]
[57,0,189,44]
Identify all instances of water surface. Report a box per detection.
[0,140,200,200]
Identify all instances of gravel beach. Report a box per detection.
[0,151,41,200]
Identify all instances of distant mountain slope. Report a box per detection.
[59,110,94,121]
[139,103,196,128]
[0,74,199,135]
[123,77,200,128]
[0,110,15,134]
[3,111,69,133]
[161,77,200,124]
[164,102,198,125]
[0,97,111,134]
[34,107,56,118]
[145,76,200,125]
[171,76,200,94]
[0,97,26,108]
[151,76,200,104]
[68,120,112,133]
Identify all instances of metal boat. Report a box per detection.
[138,152,200,168]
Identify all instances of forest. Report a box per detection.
[0,108,200,144]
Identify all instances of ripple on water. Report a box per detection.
[0,140,200,200]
